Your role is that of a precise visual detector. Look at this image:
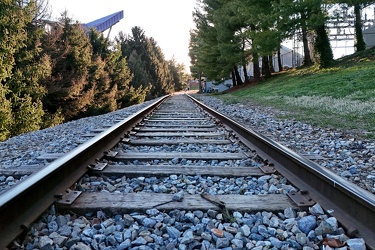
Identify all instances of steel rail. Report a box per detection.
[0,95,169,249]
[188,94,375,250]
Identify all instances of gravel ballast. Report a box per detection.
[195,95,375,195]
[1,94,371,249]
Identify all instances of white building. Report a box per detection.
[363,26,375,48]
[204,79,232,93]
[241,45,304,79]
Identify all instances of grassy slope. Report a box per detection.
[215,48,375,139]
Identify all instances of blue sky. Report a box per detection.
[49,0,197,72]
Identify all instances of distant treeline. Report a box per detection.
[0,1,188,142]
[189,0,373,86]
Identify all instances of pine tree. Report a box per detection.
[335,0,372,51]
[42,13,94,120]
[117,27,173,100]
[0,0,28,140]
[169,57,188,91]
[86,30,117,115]
[7,3,52,135]
[0,0,58,140]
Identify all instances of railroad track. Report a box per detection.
[1,94,375,249]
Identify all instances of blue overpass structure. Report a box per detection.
[84,10,124,37]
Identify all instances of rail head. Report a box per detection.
[188,94,375,249]
[0,95,170,249]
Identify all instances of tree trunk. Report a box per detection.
[231,69,236,87]
[262,56,271,78]
[241,39,249,83]
[277,46,283,72]
[314,24,333,68]
[242,64,249,84]
[253,52,260,82]
[301,12,313,66]
[198,72,203,93]
[269,55,275,73]
[234,66,243,85]
[354,3,366,52]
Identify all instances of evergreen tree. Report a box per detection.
[214,0,246,84]
[188,29,202,81]
[86,30,118,115]
[0,0,60,140]
[191,3,223,81]
[7,2,53,135]
[117,27,173,100]
[310,2,334,67]
[274,0,316,66]
[0,0,27,140]
[169,57,188,91]
[334,0,374,51]
[42,13,94,120]
[0,0,28,82]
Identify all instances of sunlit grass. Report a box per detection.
[214,49,375,138]
[270,95,375,115]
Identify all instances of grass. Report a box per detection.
[213,48,375,139]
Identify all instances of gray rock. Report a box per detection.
[106,235,117,246]
[146,208,160,216]
[325,217,338,230]
[340,170,352,178]
[269,236,284,248]
[296,232,308,245]
[118,239,131,250]
[123,229,132,240]
[216,237,230,248]
[258,225,269,237]
[180,230,194,244]
[49,232,67,247]
[315,220,335,236]
[48,221,58,232]
[123,214,135,226]
[56,215,68,227]
[201,232,212,241]
[302,247,315,250]
[166,242,176,250]
[193,210,204,218]
[69,242,91,250]
[346,238,366,250]
[309,203,324,215]
[104,225,116,235]
[58,225,72,237]
[240,225,251,237]
[166,226,181,239]
[233,211,243,218]
[286,239,301,249]
[93,234,106,243]
[207,209,218,218]
[231,238,244,249]
[142,218,157,228]
[82,228,95,238]
[131,237,147,246]
[298,215,317,234]
[269,216,280,228]
[38,236,53,249]
[250,233,264,241]
[64,237,80,248]
[172,191,184,201]
[114,232,123,243]
[284,207,296,219]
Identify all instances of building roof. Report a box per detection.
[84,10,124,33]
